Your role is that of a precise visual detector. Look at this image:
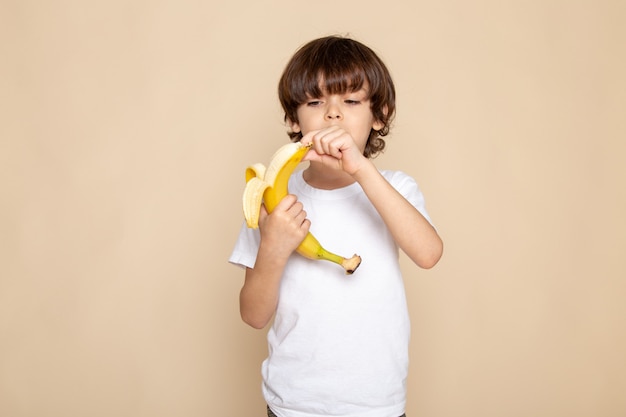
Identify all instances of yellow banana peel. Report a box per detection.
[242,142,361,274]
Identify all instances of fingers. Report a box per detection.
[302,126,348,159]
[271,194,309,229]
[258,195,310,257]
[274,194,298,212]
[301,127,366,176]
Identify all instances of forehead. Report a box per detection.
[300,68,370,99]
[309,76,369,96]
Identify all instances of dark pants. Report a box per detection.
[267,405,405,417]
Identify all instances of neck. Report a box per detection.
[302,162,356,190]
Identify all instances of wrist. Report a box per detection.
[351,158,377,183]
[257,239,293,267]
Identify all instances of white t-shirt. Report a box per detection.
[229,170,432,417]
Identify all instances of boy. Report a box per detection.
[229,35,443,417]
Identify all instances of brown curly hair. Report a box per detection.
[278,36,396,158]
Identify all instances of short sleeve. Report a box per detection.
[381,170,434,227]
[228,221,261,270]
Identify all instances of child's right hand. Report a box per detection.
[258,194,310,259]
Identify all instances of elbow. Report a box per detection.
[417,239,444,270]
[419,254,441,269]
[244,319,267,330]
[240,311,271,330]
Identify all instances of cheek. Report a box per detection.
[295,112,319,131]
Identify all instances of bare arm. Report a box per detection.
[239,251,285,329]
[304,127,443,269]
[239,195,310,329]
[353,160,443,268]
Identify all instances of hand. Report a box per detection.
[258,194,310,258]
[301,126,367,176]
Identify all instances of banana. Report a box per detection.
[242,141,361,274]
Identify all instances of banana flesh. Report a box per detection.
[242,142,361,274]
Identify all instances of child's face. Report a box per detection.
[289,84,384,153]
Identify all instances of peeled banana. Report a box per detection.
[242,141,361,274]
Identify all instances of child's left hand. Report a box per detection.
[301,126,367,176]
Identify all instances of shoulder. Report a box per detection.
[379,170,431,221]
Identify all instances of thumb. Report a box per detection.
[259,204,269,222]
[302,148,314,161]
[302,148,322,163]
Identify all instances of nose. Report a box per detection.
[325,103,343,120]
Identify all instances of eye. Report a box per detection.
[306,100,322,106]
[344,99,361,105]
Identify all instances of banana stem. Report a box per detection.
[317,248,361,275]
[296,234,362,275]
[340,254,362,275]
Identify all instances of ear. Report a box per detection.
[372,105,388,131]
[288,119,301,133]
